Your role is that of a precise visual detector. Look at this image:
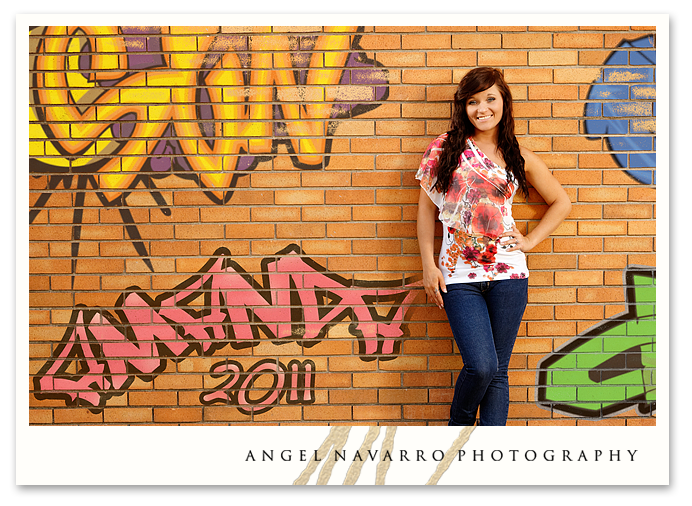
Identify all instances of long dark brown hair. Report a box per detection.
[433,67,529,198]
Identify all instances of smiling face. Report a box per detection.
[465,84,504,137]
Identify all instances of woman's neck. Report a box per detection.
[472,129,498,147]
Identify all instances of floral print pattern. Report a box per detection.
[416,134,529,283]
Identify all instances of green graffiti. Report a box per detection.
[536,266,656,418]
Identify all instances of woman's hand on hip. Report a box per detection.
[501,225,535,253]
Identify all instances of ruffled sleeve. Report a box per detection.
[415,134,447,210]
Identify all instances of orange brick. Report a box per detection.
[508,403,552,419]
[250,172,300,188]
[376,120,426,137]
[628,187,656,202]
[452,33,502,48]
[553,138,604,153]
[553,237,603,253]
[304,405,352,421]
[402,371,451,389]
[350,137,401,154]
[300,172,349,187]
[30,258,73,275]
[50,408,103,424]
[527,321,577,337]
[328,356,377,372]
[513,338,553,353]
[29,409,53,424]
[628,252,655,265]
[528,287,577,304]
[628,221,656,236]
[327,256,376,272]
[358,33,401,50]
[578,153,621,169]
[555,304,605,320]
[514,102,551,118]
[326,189,374,205]
[252,406,303,422]
[553,169,602,185]
[378,388,429,404]
[376,154,423,171]
[604,237,653,252]
[402,404,449,420]
[529,50,579,66]
[352,239,402,254]
[554,68,603,83]
[128,391,178,406]
[251,207,300,222]
[326,223,376,238]
[402,102,450,119]
[529,119,579,134]
[379,356,427,371]
[504,68,553,83]
[554,270,604,286]
[402,68,452,84]
[153,373,203,390]
[302,206,351,222]
[579,187,627,202]
[154,407,203,423]
[577,287,626,303]
[403,339,453,355]
[427,51,476,67]
[276,223,325,238]
[578,221,628,236]
[554,33,603,48]
[301,239,352,255]
[103,408,153,424]
[329,388,378,404]
[528,85,579,100]
[353,405,401,420]
[578,254,628,270]
[274,189,324,205]
[523,305,554,320]
[503,33,552,48]
[429,355,463,371]
[204,406,251,422]
[376,53,426,69]
[478,51,527,66]
[527,254,577,270]
[564,205,601,220]
[225,223,274,238]
[402,33,451,49]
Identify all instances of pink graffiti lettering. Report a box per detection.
[200,359,314,413]
[33,244,421,412]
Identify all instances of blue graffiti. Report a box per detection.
[584,35,656,185]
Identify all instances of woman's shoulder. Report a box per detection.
[431,132,449,146]
[422,133,449,158]
[519,145,549,173]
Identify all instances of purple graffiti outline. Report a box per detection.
[33,244,422,413]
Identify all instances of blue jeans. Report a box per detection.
[441,278,528,426]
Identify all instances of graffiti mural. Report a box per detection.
[584,34,656,184]
[33,245,421,413]
[29,26,389,271]
[536,266,656,417]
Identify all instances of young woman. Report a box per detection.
[416,67,572,426]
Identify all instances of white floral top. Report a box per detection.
[416,134,529,284]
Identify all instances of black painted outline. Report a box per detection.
[535,266,656,418]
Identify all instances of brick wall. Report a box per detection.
[28,25,657,426]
